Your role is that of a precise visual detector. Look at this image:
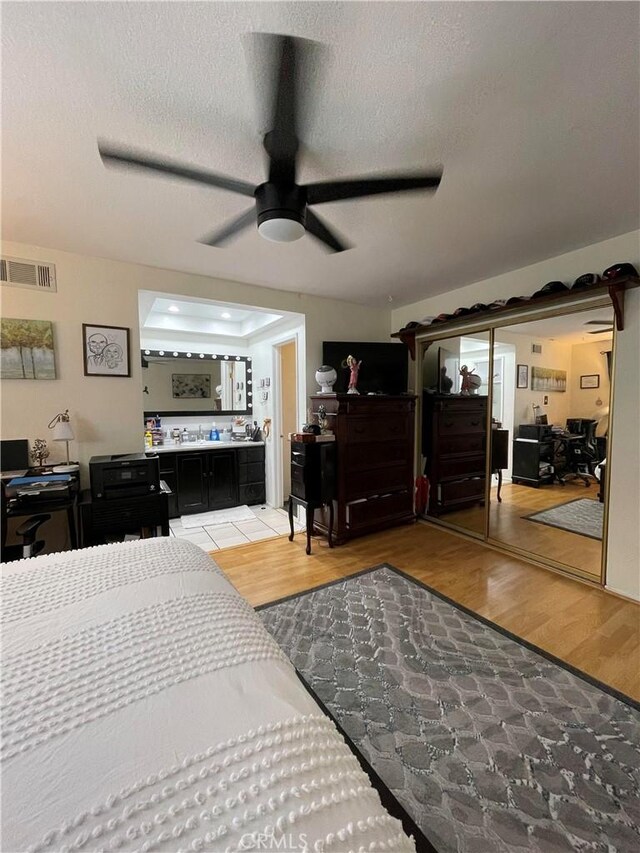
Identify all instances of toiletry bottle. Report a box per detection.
[209,422,217,441]
[182,427,188,443]
[144,430,153,450]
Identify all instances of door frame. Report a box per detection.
[272,332,304,509]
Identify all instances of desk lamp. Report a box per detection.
[48,410,79,473]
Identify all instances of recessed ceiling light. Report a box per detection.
[168,305,180,313]
[221,312,231,319]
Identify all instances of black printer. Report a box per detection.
[89,453,160,499]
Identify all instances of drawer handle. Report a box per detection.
[470,420,481,426]
[444,421,454,428]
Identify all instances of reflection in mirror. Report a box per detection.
[421,331,491,536]
[488,307,613,580]
[142,351,251,414]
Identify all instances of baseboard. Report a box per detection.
[604,584,640,604]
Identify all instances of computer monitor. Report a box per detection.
[1,439,29,472]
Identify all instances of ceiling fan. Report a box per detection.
[585,320,614,335]
[98,34,442,253]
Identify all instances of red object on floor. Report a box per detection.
[415,475,429,515]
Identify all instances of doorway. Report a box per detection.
[276,340,298,507]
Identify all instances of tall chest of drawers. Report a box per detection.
[422,393,488,515]
[310,394,416,543]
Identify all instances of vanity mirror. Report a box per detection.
[141,349,252,416]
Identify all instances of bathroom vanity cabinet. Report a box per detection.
[146,443,265,518]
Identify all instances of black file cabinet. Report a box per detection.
[512,438,555,487]
[289,441,336,554]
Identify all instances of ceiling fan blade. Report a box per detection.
[584,320,614,325]
[587,329,613,335]
[99,143,256,197]
[198,207,257,247]
[305,209,350,253]
[305,172,442,205]
[260,34,302,184]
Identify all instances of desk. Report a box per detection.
[2,470,79,550]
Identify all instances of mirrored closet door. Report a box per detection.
[487,307,614,581]
[420,331,491,537]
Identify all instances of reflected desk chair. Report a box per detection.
[557,419,599,487]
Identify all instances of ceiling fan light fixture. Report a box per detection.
[258,216,305,243]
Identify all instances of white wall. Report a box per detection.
[495,330,572,428]
[249,315,306,508]
[569,339,612,421]
[392,230,640,601]
[0,241,391,480]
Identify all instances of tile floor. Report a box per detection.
[170,504,305,551]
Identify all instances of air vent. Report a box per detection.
[531,343,542,354]
[0,256,57,292]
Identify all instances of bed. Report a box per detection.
[1,538,415,853]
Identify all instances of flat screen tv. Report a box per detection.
[322,341,409,395]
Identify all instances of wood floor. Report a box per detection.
[215,522,640,701]
[426,481,602,579]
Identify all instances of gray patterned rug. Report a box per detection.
[260,566,640,853]
[525,497,604,540]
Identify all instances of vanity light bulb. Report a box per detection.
[187,353,192,358]
[159,351,165,356]
[173,352,178,357]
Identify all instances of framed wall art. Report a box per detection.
[580,374,600,389]
[83,324,131,377]
[172,373,211,398]
[0,318,56,379]
[531,366,566,392]
[516,364,528,389]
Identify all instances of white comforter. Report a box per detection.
[1,538,414,853]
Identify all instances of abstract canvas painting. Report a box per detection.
[172,374,211,398]
[531,366,567,392]
[0,318,56,379]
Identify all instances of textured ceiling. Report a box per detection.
[2,2,639,307]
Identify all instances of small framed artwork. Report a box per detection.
[172,374,211,398]
[516,364,529,389]
[580,374,600,389]
[83,324,131,377]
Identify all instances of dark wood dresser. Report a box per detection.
[310,394,416,543]
[422,393,488,515]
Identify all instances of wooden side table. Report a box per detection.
[288,440,336,554]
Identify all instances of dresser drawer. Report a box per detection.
[435,397,487,415]
[344,441,411,472]
[347,491,413,529]
[437,455,486,480]
[346,416,411,444]
[437,434,486,456]
[344,463,411,500]
[437,411,486,435]
[437,477,485,504]
[342,398,414,415]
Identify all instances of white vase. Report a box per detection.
[315,365,337,394]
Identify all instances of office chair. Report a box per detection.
[1,481,51,561]
[560,419,599,487]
